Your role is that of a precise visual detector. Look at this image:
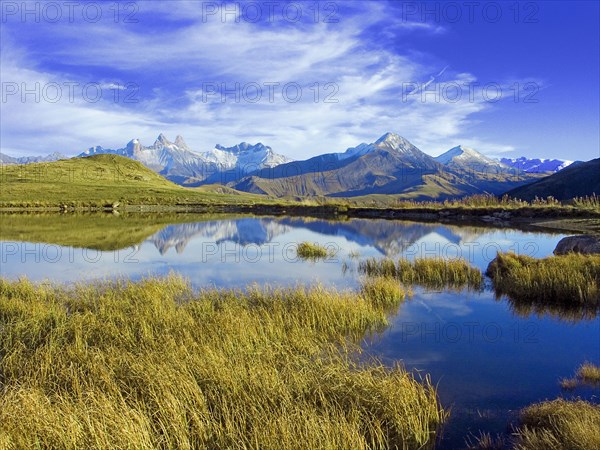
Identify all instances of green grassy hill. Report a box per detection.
[0,155,267,207]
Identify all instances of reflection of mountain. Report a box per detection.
[277,218,492,256]
[146,217,490,256]
[147,219,292,254]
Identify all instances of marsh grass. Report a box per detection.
[360,276,410,311]
[514,399,600,450]
[559,378,579,390]
[296,241,334,260]
[464,431,506,449]
[0,276,445,449]
[486,253,600,316]
[358,257,483,290]
[576,362,600,384]
[558,362,600,390]
[573,193,600,209]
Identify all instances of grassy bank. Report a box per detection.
[513,399,600,450]
[358,257,483,290]
[486,253,600,317]
[2,158,600,226]
[0,276,445,449]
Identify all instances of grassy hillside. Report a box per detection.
[0,155,268,207]
[506,158,600,201]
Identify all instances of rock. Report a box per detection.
[554,235,600,255]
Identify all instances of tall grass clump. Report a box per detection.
[486,252,600,314]
[573,193,600,210]
[0,276,446,450]
[576,361,600,384]
[559,362,600,390]
[360,276,409,311]
[358,257,483,290]
[296,241,334,259]
[513,399,600,450]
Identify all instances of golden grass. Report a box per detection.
[359,276,410,311]
[559,378,579,390]
[486,253,600,314]
[557,362,600,390]
[514,399,600,450]
[465,431,506,449]
[296,241,333,259]
[576,362,600,384]
[358,257,483,290]
[0,276,446,449]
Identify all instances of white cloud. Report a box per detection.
[0,1,520,159]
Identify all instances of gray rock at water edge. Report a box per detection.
[553,235,600,255]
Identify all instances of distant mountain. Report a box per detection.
[505,158,600,201]
[3,132,572,200]
[229,133,541,199]
[0,152,66,165]
[78,134,292,185]
[229,132,444,197]
[436,145,509,172]
[499,157,574,173]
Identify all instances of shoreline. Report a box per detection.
[2,203,599,234]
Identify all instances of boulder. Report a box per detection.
[554,235,600,255]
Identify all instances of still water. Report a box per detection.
[1,214,598,448]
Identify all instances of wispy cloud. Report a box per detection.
[1,1,523,158]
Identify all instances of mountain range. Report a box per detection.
[499,157,574,173]
[77,133,292,185]
[145,217,488,257]
[506,158,600,200]
[228,133,545,199]
[0,132,582,200]
[0,152,66,165]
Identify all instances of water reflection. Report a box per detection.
[495,291,600,321]
[1,213,598,449]
[0,214,568,287]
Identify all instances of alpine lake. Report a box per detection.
[1,212,598,449]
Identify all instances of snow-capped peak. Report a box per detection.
[174,135,188,149]
[76,134,293,182]
[375,132,402,146]
[374,132,421,154]
[154,133,172,147]
[435,145,507,169]
[338,132,420,160]
[214,142,271,154]
[499,157,575,173]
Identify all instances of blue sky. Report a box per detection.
[1,0,598,161]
